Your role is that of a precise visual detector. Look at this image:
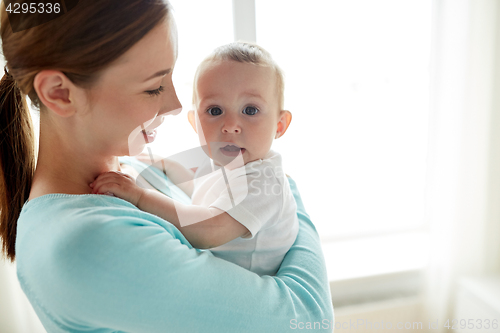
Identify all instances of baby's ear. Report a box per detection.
[187,110,197,133]
[275,110,292,139]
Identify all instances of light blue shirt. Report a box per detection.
[15,157,334,332]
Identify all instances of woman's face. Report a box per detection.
[83,18,182,156]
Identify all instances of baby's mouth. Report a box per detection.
[221,144,240,152]
[220,144,246,156]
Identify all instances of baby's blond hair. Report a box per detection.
[193,41,285,110]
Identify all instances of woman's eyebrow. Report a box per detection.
[143,68,172,82]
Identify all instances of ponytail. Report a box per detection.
[0,66,36,262]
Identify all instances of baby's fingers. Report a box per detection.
[90,173,143,206]
[91,179,119,194]
[90,171,131,188]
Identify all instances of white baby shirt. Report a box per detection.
[189,150,299,276]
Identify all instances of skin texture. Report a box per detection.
[91,59,293,249]
[28,19,182,200]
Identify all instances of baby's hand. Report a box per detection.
[90,171,144,206]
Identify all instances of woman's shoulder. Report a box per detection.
[18,193,188,246]
[16,194,193,278]
[19,193,145,230]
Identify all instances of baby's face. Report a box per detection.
[192,60,281,165]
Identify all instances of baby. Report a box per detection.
[91,42,298,276]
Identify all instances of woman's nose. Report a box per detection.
[160,83,182,116]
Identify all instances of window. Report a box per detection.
[255,0,432,238]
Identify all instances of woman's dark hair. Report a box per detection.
[0,0,171,262]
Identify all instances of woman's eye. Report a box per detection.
[207,107,223,116]
[146,86,164,96]
[243,106,259,115]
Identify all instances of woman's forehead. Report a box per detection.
[99,20,176,84]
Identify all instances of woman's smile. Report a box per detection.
[141,126,157,143]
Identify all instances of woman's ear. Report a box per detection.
[275,110,292,139]
[33,70,79,117]
[187,110,198,133]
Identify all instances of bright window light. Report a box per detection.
[255,0,433,239]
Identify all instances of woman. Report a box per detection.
[0,1,333,332]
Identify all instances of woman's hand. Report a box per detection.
[90,171,145,207]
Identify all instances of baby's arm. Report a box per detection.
[138,189,250,248]
[90,171,249,249]
[138,156,195,197]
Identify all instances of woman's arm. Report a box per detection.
[59,179,334,332]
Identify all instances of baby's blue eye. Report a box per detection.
[243,106,259,115]
[207,107,223,116]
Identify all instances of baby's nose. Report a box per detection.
[222,118,241,133]
[223,126,240,134]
